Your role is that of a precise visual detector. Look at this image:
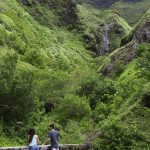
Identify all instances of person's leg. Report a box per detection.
[36,145,39,150]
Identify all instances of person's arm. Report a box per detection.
[43,138,50,145]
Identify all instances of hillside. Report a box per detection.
[80,0,146,7]
[111,0,150,25]
[79,0,150,25]
[0,0,150,149]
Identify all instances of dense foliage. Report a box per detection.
[0,0,150,149]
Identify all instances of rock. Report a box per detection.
[82,13,131,56]
[101,10,150,77]
[135,18,150,43]
[121,9,150,46]
[99,41,137,77]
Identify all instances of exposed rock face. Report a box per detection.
[135,18,150,43]
[83,15,131,56]
[99,41,137,77]
[100,11,150,77]
[121,12,150,46]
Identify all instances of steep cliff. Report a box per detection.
[78,5,131,56]
[18,0,132,56]
[99,9,150,77]
[121,9,150,45]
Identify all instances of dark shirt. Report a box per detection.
[48,130,59,148]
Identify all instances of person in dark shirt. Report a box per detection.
[43,124,59,150]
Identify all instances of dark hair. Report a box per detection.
[27,128,35,143]
[55,127,60,131]
[49,124,55,129]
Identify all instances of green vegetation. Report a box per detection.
[79,0,150,25]
[91,44,150,149]
[111,0,150,25]
[0,0,150,149]
[77,4,132,55]
[121,8,150,46]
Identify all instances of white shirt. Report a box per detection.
[29,135,38,146]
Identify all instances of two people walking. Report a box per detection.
[27,124,59,150]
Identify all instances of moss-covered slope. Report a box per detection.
[78,5,131,55]
[79,0,150,25]
[121,9,150,46]
[99,8,150,77]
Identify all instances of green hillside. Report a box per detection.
[79,0,150,25]
[111,0,150,25]
[0,0,150,149]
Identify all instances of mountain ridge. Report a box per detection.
[78,0,143,8]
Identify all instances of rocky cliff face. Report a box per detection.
[99,9,150,77]
[135,18,150,43]
[121,9,150,46]
[99,41,137,77]
[19,0,131,56]
[81,12,131,56]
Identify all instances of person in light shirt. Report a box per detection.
[27,128,39,150]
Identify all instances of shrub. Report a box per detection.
[136,44,150,79]
[91,118,147,150]
[56,94,91,122]
[79,75,116,109]
[61,120,84,144]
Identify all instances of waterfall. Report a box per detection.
[103,25,109,52]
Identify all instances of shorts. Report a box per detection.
[28,145,39,150]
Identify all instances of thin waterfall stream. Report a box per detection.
[103,25,109,52]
